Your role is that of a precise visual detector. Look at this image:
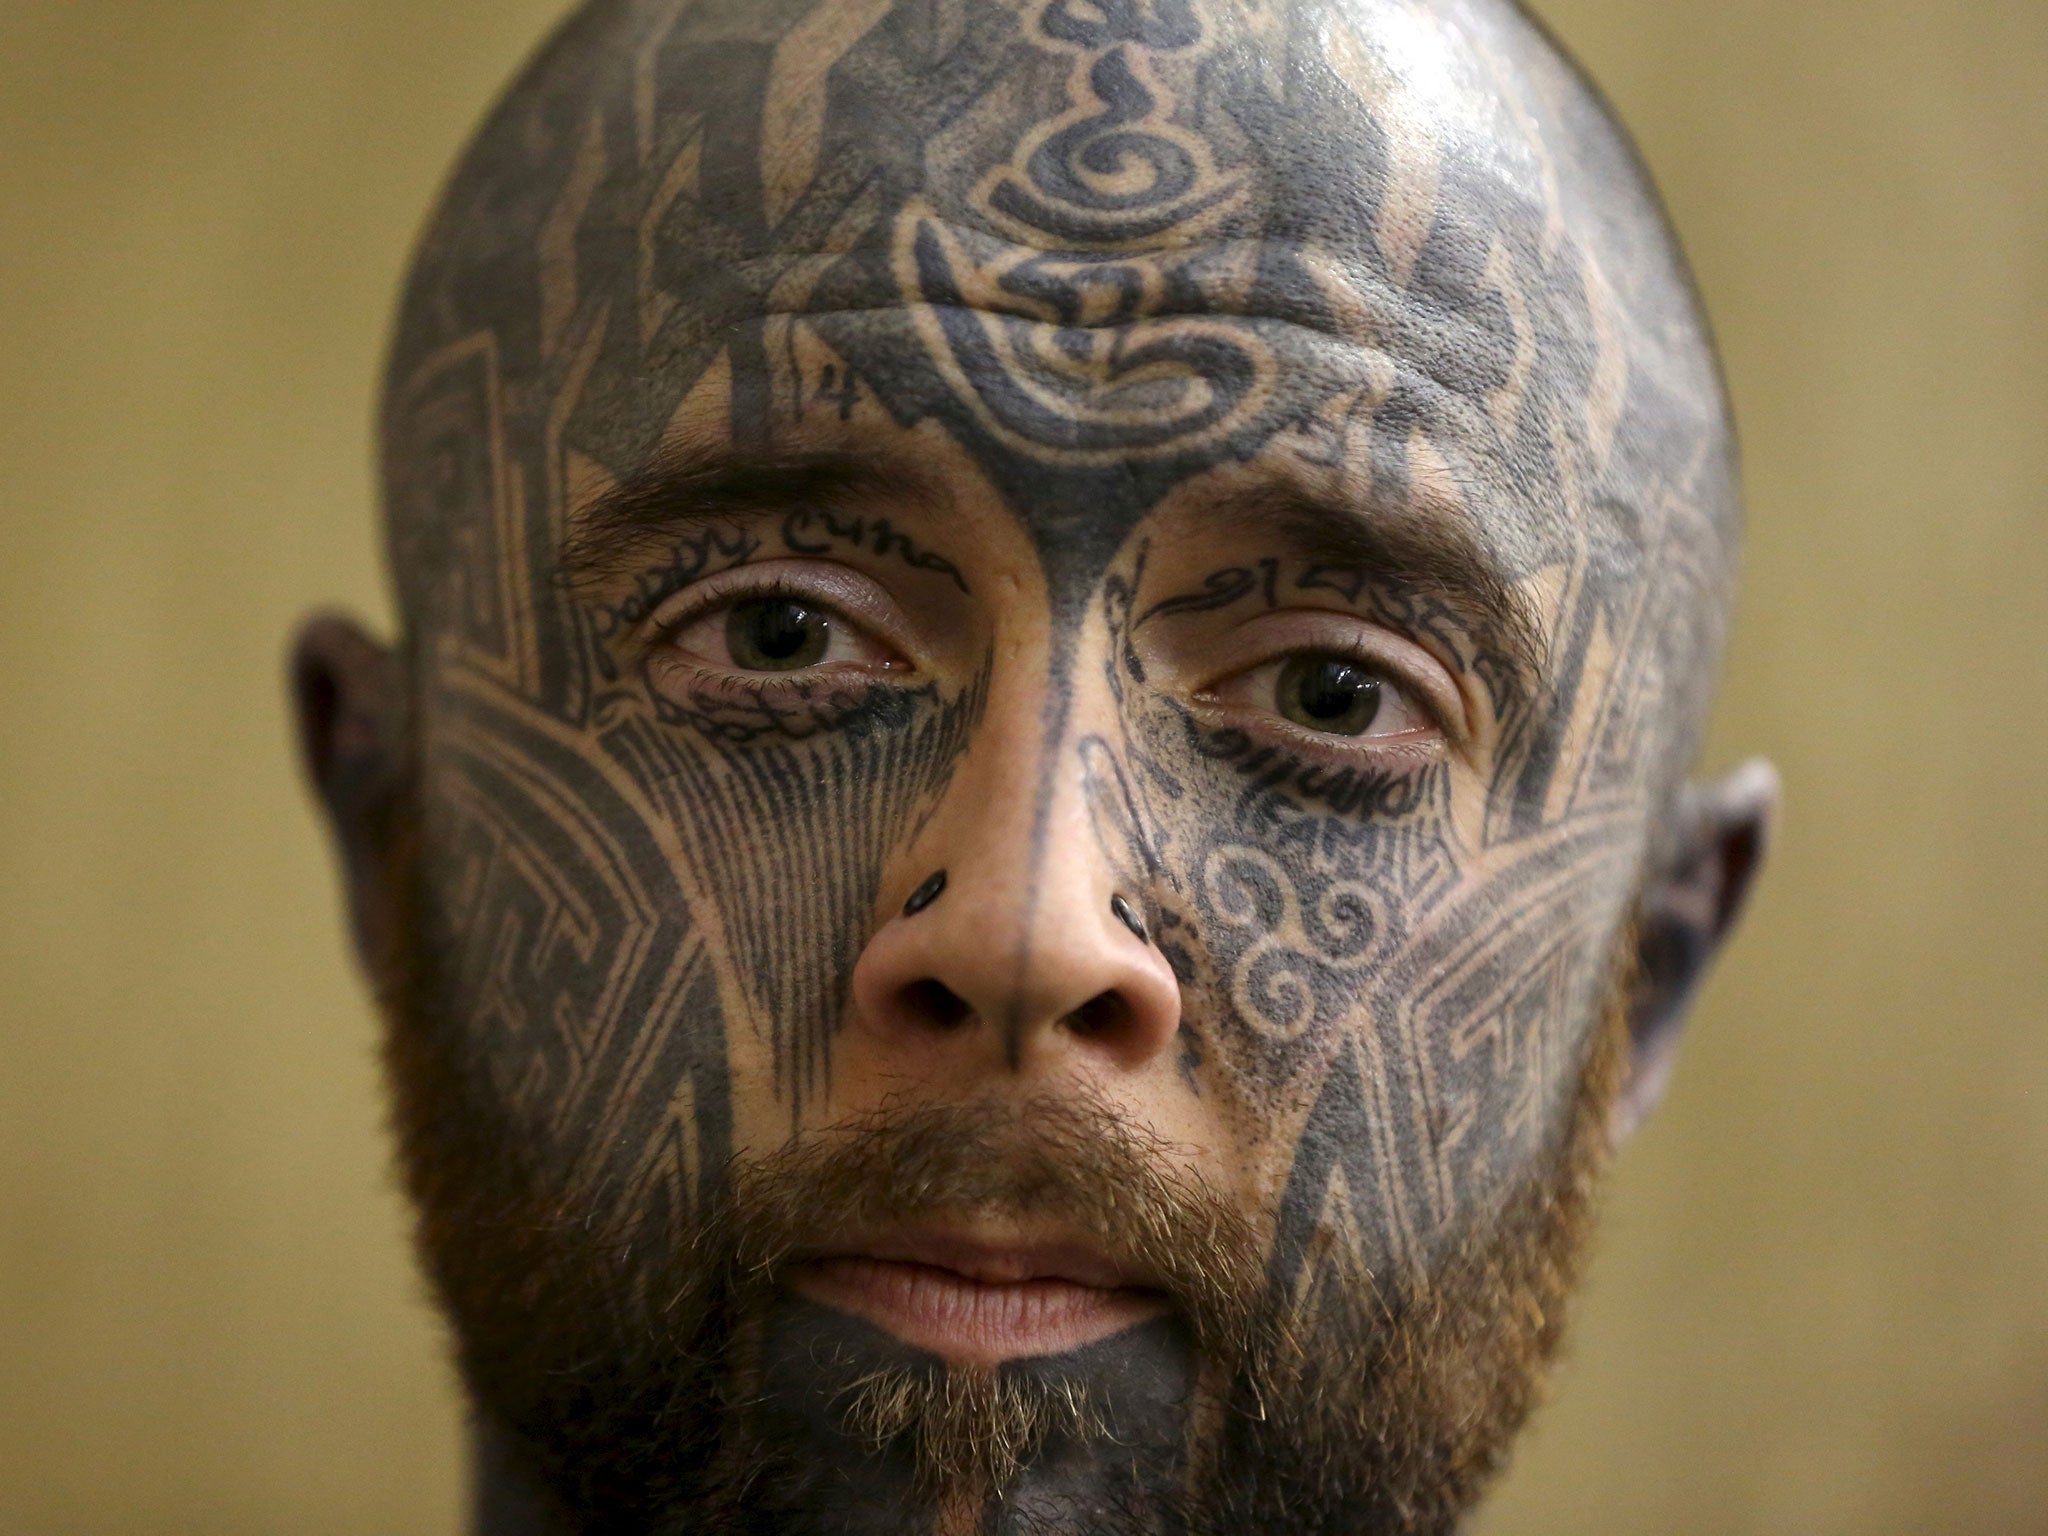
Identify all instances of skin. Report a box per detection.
[294,0,1777,1529]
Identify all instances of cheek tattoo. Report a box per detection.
[366,0,1746,1531]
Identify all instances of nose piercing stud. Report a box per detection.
[903,869,947,917]
[1110,893,1149,945]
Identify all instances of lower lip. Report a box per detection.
[788,1257,1167,1366]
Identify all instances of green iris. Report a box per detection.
[724,597,829,670]
[1275,655,1383,736]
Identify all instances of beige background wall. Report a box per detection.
[1,1,2042,1530]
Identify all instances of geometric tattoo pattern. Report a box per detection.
[370,4,1739,1520]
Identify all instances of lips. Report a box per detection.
[786,1229,1169,1366]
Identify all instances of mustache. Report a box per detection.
[698,1092,1276,1499]
[725,1092,1270,1357]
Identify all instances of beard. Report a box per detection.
[382,853,1627,1535]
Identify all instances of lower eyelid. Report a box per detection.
[646,655,871,710]
[1195,678,1444,750]
[1278,716,1442,749]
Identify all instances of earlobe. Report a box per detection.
[1612,758,1781,1143]
[289,612,410,994]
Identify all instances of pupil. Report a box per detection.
[1302,664,1360,717]
[727,598,828,670]
[1278,656,1382,735]
[753,604,808,659]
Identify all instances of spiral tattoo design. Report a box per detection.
[896,0,1276,461]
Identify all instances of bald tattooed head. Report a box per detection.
[294,0,1775,1531]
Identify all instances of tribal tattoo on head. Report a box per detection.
[295,0,1775,1531]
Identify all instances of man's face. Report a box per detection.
[316,0,1751,1530]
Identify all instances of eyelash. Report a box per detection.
[652,570,808,641]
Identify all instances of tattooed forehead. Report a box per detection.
[387,0,1734,684]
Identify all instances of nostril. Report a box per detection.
[899,977,972,1031]
[1068,989,1133,1039]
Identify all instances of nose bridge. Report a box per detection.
[1003,739,1114,1031]
[933,647,1058,887]
[930,671,1104,1028]
[844,649,1182,1080]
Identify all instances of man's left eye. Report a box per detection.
[1275,655,1384,735]
[667,593,902,675]
[1208,652,1436,742]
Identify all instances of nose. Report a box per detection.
[845,730,1182,1083]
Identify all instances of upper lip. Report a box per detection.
[800,1225,1158,1291]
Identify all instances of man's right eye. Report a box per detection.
[660,583,907,678]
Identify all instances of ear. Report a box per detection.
[290,613,410,997]
[1612,758,1781,1143]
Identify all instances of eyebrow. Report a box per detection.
[559,440,951,595]
[561,437,1546,688]
[1191,482,1550,691]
